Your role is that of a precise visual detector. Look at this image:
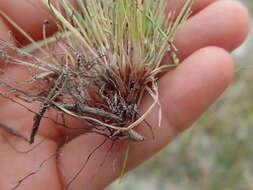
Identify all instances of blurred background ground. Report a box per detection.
[108,0,253,189]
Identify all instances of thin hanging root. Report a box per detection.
[65,138,108,190]
[10,152,60,190]
[0,123,29,142]
[86,141,115,190]
[0,134,45,154]
[119,140,131,181]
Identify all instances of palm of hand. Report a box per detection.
[0,0,250,190]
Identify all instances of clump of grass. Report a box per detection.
[0,0,192,143]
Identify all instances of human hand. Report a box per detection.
[0,0,250,189]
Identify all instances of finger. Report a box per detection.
[0,0,216,46]
[0,0,57,45]
[58,46,234,190]
[0,135,62,190]
[174,0,251,59]
[166,0,217,17]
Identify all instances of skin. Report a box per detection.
[0,0,250,189]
